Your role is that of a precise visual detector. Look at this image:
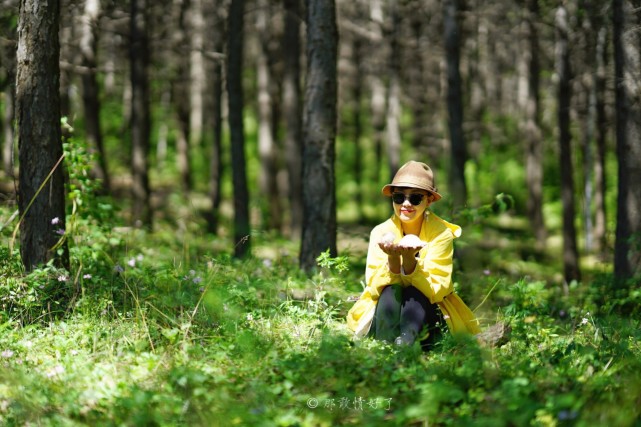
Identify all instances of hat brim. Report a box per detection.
[382,183,442,202]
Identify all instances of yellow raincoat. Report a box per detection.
[346,211,481,337]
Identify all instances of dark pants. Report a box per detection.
[370,285,444,351]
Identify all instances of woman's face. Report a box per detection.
[391,187,433,224]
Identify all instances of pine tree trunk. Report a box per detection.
[80,0,110,193]
[227,0,251,257]
[613,0,641,280]
[256,0,282,232]
[206,4,225,235]
[16,0,68,271]
[299,0,338,272]
[444,0,467,208]
[385,1,401,182]
[593,26,608,253]
[555,5,581,284]
[130,0,152,228]
[523,0,546,250]
[282,0,303,239]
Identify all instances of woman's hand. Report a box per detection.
[378,236,425,275]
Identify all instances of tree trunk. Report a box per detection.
[79,0,110,193]
[16,0,68,271]
[593,26,608,253]
[444,0,467,209]
[555,5,581,284]
[351,36,364,220]
[385,0,401,182]
[130,0,152,228]
[256,0,282,232]
[282,0,303,239]
[2,79,15,177]
[206,5,225,236]
[523,0,546,250]
[227,0,251,258]
[189,0,205,149]
[368,0,385,184]
[172,0,192,193]
[613,0,641,280]
[299,0,338,272]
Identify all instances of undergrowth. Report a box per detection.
[0,137,640,426]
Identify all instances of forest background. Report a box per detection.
[0,0,640,425]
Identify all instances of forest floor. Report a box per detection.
[0,177,640,426]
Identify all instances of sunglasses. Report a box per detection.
[392,192,426,206]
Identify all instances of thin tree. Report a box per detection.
[385,0,401,181]
[130,0,152,227]
[613,0,641,279]
[523,0,546,249]
[593,25,608,253]
[206,3,225,235]
[80,0,110,193]
[227,0,251,257]
[256,0,282,231]
[299,0,338,272]
[282,0,303,239]
[443,0,467,208]
[555,5,580,284]
[16,0,68,271]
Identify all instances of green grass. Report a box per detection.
[1,201,640,426]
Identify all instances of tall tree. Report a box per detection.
[385,0,401,181]
[206,3,225,235]
[282,0,303,239]
[443,0,467,208]
[79,0,110,192]
[593,25,608,253]
[130,0,152,227]
[299,0,338,272]
[256,0,282,231]
[522,0,546,249]
[613,0,641,279]
[555,5,580,284]
[1,31,16,177]
[227,0,251,257]
[16,0,68,271]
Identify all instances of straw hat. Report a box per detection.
[381,161,442,202]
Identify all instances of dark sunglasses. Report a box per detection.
[392,192,425,206]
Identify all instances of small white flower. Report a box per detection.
[51,217,60,225]
[70,350,78,356]
[57,275,67,282]
[136,254,144,262]
[83,274,92,279]
[581,317,589,325]
[127,258,136,267]
[1,350,14,358]
[47,365,65,378]
[189,269,196,276]
[246,313,254,322]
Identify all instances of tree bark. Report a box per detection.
[256,0,282,232]
[613,0,641,280]
[227,0,251,257]
[385,0,401,182]
[299,0,338,272]
[593,26,608,253]
[130,0,152,228]
[444,0,467,209]
[555,5,581,284]
[206,4,225,235]
[2,77,15,178]
[523,0,546,250]
[16,0,68,271]
[282,0,303,239]
[79,0,110,193]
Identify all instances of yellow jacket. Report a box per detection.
[346,211,481,337]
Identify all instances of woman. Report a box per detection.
[346,160,480,350]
